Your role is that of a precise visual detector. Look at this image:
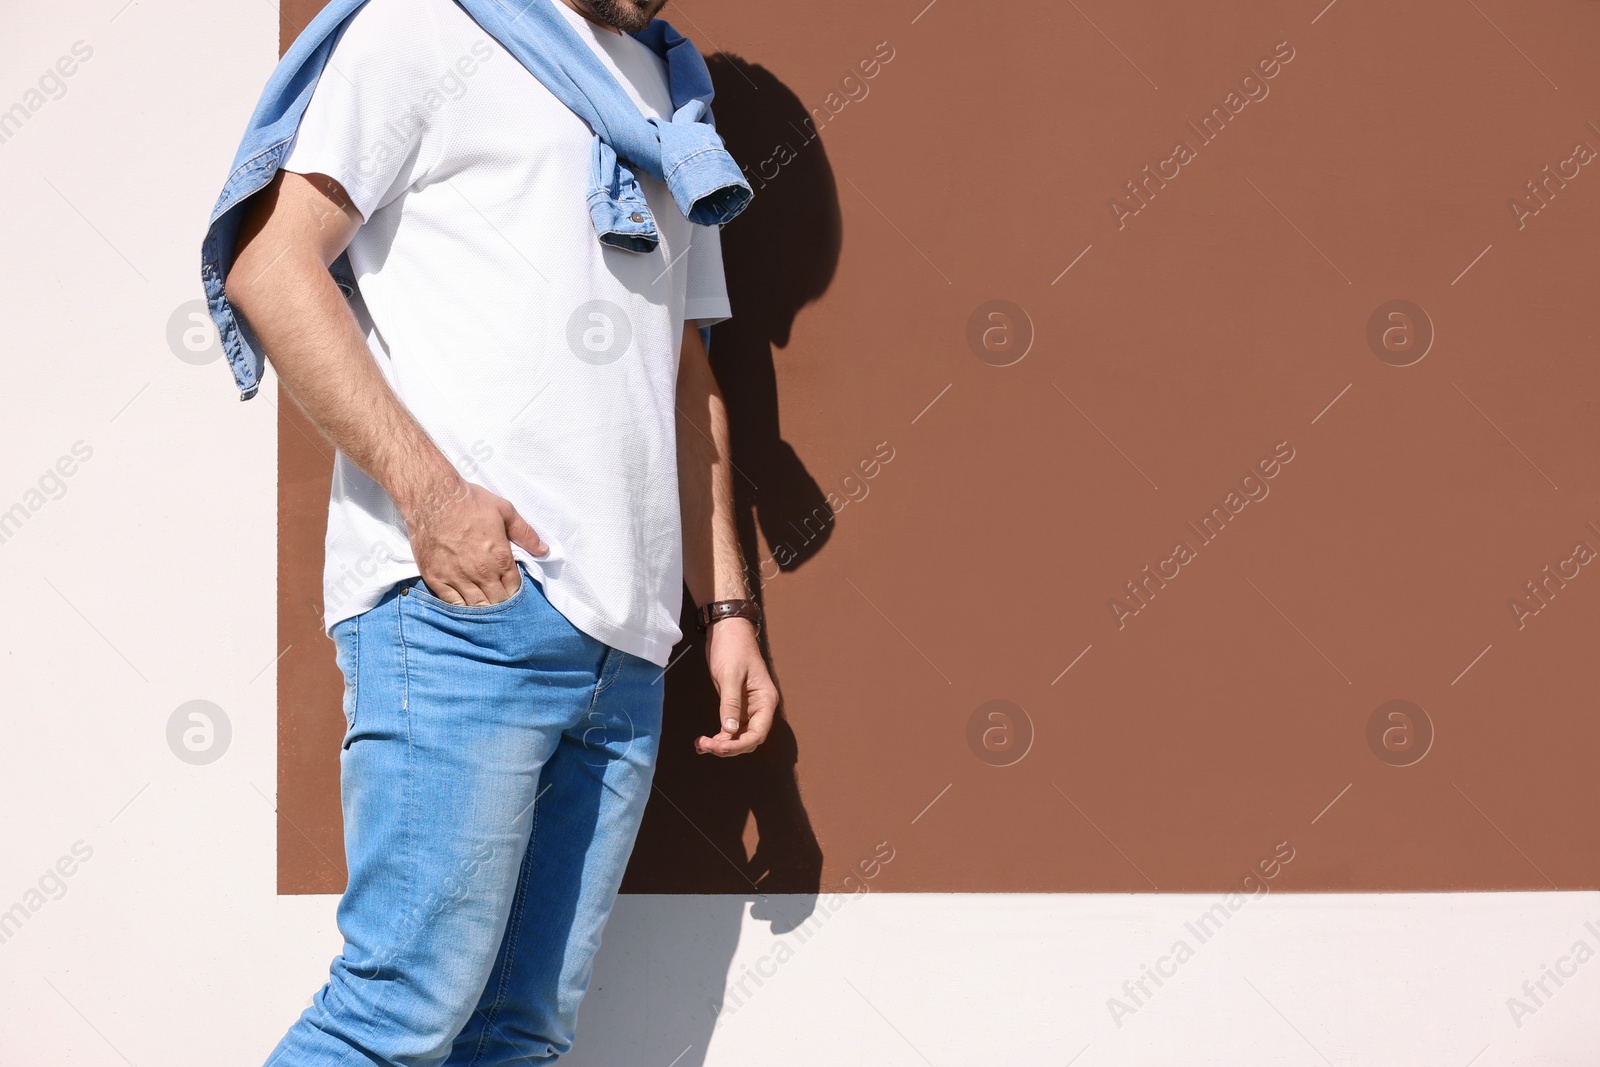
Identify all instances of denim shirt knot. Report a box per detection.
[201,0,751,400]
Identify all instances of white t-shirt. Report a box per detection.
[282,0,731,666]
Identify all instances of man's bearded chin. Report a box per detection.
[584,0,669,33]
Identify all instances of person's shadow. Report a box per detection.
[564,54,842,1067]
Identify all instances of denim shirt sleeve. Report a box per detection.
[200,0,369,400]
[201,0,748,402]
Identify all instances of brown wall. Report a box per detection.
[277,0,1600,894]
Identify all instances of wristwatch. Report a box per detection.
[695,598,762,635]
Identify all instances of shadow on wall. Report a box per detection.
[597,54,842,1065]
[561,896,823,1067]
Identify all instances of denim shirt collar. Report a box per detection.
[201,0,751,400]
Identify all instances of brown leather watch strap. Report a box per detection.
[695,598,762,634]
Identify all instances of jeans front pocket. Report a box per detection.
[405,563,534,618]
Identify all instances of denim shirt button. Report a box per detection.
[630,212,644,223]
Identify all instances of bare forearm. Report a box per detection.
[226,170,540,608]
[677,329,746,606]
[229,239,459,520]
[678,327,778,757]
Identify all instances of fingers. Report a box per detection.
[699,719,766,756]
[695,730,745,756]
[477,572,514,604]
[728,689,776,753]
[428,576,495,606]
[694,716,743,757]
[423,557,513,606]
[718,688,743,738]
[695,673,778,757]
[695,674,746,756]
[741,700,776,748]
[501,499,548,557]
[410,483,539,607]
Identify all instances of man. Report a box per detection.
[222,0,778,1061]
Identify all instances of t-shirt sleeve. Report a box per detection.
[683,222,733,327]
[280,0,449,221]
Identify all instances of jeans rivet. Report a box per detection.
[400,587,409,596]
[630,212,644,223]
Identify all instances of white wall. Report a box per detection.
[0,3,1594,1065]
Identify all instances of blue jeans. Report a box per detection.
[267,564,664,1066]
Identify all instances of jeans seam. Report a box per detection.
[325,596,419,1063]
[318,615,373,1067]
[468,795,540,1065]
[398,595,415,920]
[385,596,421,1037]
[346,616,361,737]
[589,648,623,702]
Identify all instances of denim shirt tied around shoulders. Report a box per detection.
[200,0,752,400]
